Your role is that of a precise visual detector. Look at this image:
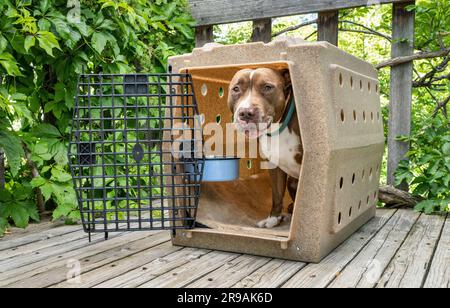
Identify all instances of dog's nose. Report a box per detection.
[238,108,257,122]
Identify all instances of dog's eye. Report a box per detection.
[263,85,274,92]
[232,86,240,92]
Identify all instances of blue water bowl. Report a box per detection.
[185,157,240,182]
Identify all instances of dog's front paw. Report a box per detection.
[257,216,282,228]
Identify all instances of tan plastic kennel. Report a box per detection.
[164,37,384,263]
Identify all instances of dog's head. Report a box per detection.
[228,68,292,139]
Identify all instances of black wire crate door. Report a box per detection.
[68,73,204,235]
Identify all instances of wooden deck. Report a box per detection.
[0,209,448,288]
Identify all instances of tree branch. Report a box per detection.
[432,95,450,117]
[414,73,450,87]
[273,18,392,42]
[339,28,391,40]
[340,20,392,41]
[413,55,450,87]
[272,19,317,37]
[304,30,317,41]
[377,47,450,69]
[379,185,424,208]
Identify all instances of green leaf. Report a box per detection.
[24,201,40,222]
[67,210,81,222]
[100,1,117,10]
[51,167,72,183]
[31,142,53,162]
[41,166,51,174]
[0,189,13,204]
[32,123,61,138]
[72,21,91,37]
[40,0,51,13]
[10,205,29,229]
[443,143,450,155]
[0,217,8,236]
[24,36,36,52]
[52,142,68,165]
[37,31,61,57]
[40,183,53,202]
[98,19,116,31]
[30,176,47,188]
[52,203,75,220]
[14,184,33,201]
[173,23,193,40]
[0,36,7,54]
[54,83,66,103]
[50,17,81,48]
[0,130,24,176]
[91,31,109,54]
[0,52,22,76]
[38,18,51,31]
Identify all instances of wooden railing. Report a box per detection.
[189,0,416,188]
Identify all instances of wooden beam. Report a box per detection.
[195,25,214,47]
[387,1,415,190]
[317,11,339,46]
[251,18,272,43]
[189,0,409,26]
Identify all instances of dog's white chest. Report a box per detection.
[259,129,301,178]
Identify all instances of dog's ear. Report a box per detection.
[280,69,292,99]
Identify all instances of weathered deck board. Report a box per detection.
[376,214,446,288]
[0,231,157,287]
[233,259,306,288]
[329,209,420,288]
[282,209,396,288]
[0,224,78,252]
[0,219,66,242]
[423,215,449,288]
[52,241,182,288]
[5,232,170,288]
[138,251,239,288]
[187,255,272,288]
[0,209,447,288]
[95,247,211,288]
[0,232,107,274]
[0,229,87,261]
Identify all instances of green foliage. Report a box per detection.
[0,0,194,235]
[395,116,450,214]
[411,0,450,51]
[0,183,39,231]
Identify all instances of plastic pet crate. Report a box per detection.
[168,38,385,263]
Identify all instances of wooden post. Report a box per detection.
[195,25,214,47]
[387,1,415,190]
[251,18,272,43]
[317,10,339,46]
[0,150,4,189]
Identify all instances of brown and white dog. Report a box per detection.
[228,68,303,229]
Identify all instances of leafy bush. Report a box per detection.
[0,0,194,235]
[395,116,450,214]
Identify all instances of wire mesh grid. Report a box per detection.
[68,72,204,238]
